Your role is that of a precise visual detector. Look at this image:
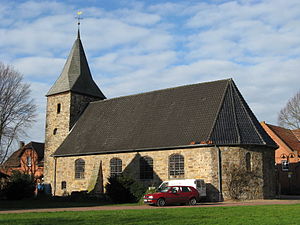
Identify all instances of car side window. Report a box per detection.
[181,187,190,192]
[171,187,180,193]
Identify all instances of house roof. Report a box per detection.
[46,31,106,99]
[2,142,45,168]
[53,79,276,157]
[265,124,300,152]
[2,148,23,167]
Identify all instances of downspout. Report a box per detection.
[53,157,57,196]
[216,145,223,202]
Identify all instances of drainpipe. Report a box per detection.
[53,157,57,196]
[216,145,223,202]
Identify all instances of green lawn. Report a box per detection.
[1,204,300,225]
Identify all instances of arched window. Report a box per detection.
[140,156,153,180]
[245,152,251,171]
[53,128,57,135]
[61,181,66,190]
[110,158,122,177]
[57,103,61,114]
[75,158,85,179]
[169,154,184,178]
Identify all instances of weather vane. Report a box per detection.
[75,11,83,29]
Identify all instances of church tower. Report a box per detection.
[43,30,106,192]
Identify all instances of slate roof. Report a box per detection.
[2,142,45,167]
[265,124,300,152]
[46,31,106,99]
[53,79,277,157]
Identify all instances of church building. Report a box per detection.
[43,30,277,201]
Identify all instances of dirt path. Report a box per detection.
[1,198,300,214]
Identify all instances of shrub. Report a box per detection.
[105,174,147,203]
[226,165,262,200]
[4,171,35,200]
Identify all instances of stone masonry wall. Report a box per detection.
[70,93,101,129]
[53,146,275,200]
[44,92,101,192]
[44,93,71,186]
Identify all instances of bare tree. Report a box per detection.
[0,62,36,164]
[278,91,300,129]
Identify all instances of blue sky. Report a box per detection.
[1,0,300,144]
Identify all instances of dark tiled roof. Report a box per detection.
[53,79,276,157]
[46,34,106,99]
[2,149,22,167]
[2,141,44,167]
[31,142,45,161]
[267,124,300,152]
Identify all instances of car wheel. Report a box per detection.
[156,198,166,207]
[189,197,197,206]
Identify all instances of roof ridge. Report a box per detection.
[91,78,232,105]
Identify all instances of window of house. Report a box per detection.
[57,103,61,114]
[245,152,251,171]
[282,160,289,171]
[27,156,32,167]
[61,181,66,189]
[75,158,85,179]
[140,156,153,180]
[169,154,184,179]
[110,158,122,177]
[53,128,57,135]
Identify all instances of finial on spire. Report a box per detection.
[75,11,83,39]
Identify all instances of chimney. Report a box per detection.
[19,141,25,148]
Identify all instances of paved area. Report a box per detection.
[1,198,300,214]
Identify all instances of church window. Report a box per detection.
[53,128,57,135]
[75,158,85,179]
[140,156,153,180]
[61,181,66,189]
[245,152,251,171]
[57,103,61,114]
[110,158,122,177]
[27,156,32,167]
[169,154,184,179]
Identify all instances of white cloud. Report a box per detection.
[1,0,300,144]
[13,57,65,79]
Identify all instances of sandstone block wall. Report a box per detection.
[53,146,275,200]
[44,92,101,191]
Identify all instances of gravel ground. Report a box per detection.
[1,198,300,214]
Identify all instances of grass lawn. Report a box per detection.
[0,204,300,225]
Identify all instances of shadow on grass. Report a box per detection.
[0,194,139,211]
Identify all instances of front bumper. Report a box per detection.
[143,198,158,204]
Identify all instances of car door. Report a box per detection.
[180,186,192,203]
[165,186,182,204]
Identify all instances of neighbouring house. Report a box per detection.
[261,122,300,194]
[43,29,277,201]
[0,141,44,180]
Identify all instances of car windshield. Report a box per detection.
[159,186,170,193]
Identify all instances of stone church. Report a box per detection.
[44,30,277,201]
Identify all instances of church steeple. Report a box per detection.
[44,28,106,195]
[46,31,106,99]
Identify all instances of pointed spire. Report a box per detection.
[46,31,106,99]
[77,27,80,39]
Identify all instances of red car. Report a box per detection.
[143,186,200,206]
